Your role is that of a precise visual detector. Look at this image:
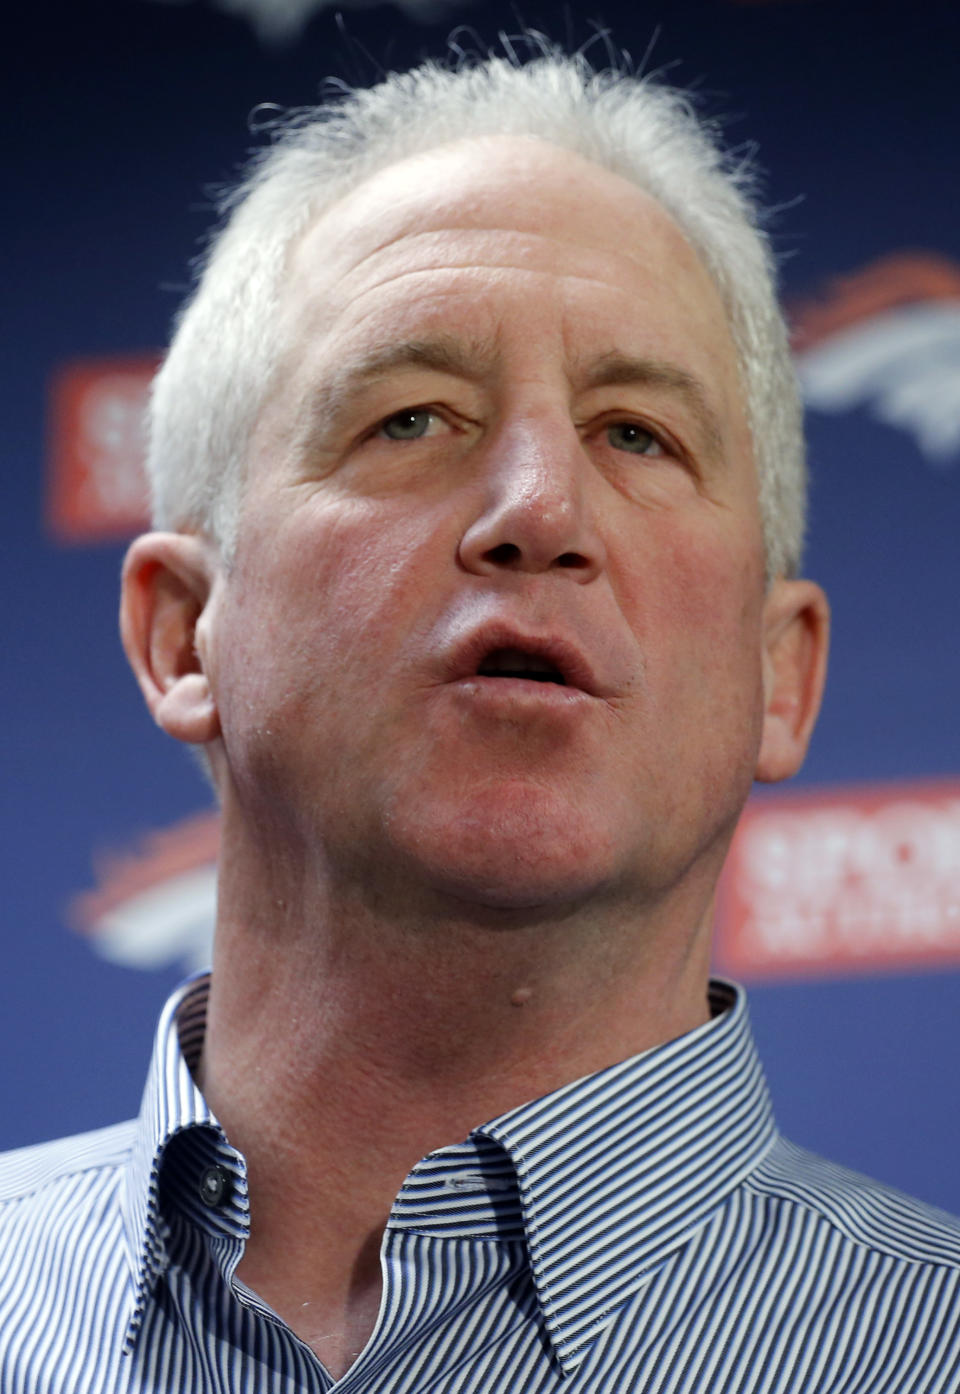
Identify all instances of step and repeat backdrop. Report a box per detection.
[4,0,959,1209]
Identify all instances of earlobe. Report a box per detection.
[755,578,830,784]
[120,533,222,746]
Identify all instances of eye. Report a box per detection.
[379,408,439,441]
[606,422,664,456]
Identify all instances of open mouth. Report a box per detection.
[475,648,567,685]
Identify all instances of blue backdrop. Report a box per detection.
[3,0,959,1212]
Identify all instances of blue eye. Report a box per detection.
[381,409,435,440]
[607,423,662,456]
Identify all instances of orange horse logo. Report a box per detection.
[792,251,960,463]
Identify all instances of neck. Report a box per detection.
[196,816,718,1376]
[201,855,715,1149]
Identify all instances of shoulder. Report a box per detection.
[0,1123,140,1387]
[0,1119,137,1212]
[748,1135,960,1269]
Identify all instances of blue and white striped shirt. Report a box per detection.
[2,975,960,1391]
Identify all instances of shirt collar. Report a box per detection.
[121,973,248,1350]
[476,981,777,1372]
[120,976,775,1372]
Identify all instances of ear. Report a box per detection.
[755,578,830,784]
[120,532,222,746]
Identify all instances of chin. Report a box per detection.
[388,780,623,914]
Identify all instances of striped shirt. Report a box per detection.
[2,976,960,1392]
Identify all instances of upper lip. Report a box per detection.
[444,622,609,697]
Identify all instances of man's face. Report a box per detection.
[202,136,782,914]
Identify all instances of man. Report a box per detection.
[3,45,959,1393]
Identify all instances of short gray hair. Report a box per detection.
[147,44,806,579]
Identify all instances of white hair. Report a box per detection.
[148,43,806,579]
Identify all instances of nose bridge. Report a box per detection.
[458,408,606,581]
[497,411,580,522]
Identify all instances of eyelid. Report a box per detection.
[586,410,680,458]
[362,402,449,444]
[377,404,440,435]
[607,421,666,456]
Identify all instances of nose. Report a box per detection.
[457,418,606,583]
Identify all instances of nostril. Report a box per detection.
[483,544,589,570]
[485,542,522,566]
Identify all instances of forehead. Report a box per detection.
[293,135,711,276]
[272,136,746,444]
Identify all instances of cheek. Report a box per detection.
[619,519,767,712]
[219,497,449,711]
[635,527,768,828]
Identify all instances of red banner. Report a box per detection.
[715,779,960,980]
[47,355,158,542]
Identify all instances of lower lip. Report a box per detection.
[449,676,591,709]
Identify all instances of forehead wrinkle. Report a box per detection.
[332,254,650,320]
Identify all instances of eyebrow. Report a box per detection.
[302,338,726,460]
[307,337,495,436]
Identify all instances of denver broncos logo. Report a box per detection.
[792,251,960,463]
[70,812,219,971]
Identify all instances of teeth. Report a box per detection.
[477,648,565,682]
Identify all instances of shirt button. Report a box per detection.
[199,1165,231,1208]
